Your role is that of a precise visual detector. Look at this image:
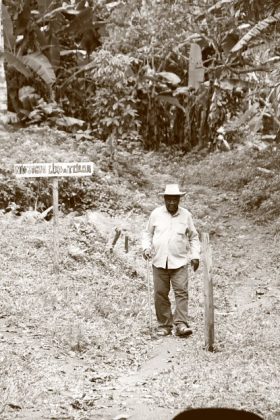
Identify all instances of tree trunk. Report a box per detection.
[0,0,8,141]
[0,0,8,119]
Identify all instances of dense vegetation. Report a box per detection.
[1,0,280,149]
[0,4,280,419]
[0,0,279,222]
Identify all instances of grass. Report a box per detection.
[0,127,280,419]
[184,146,280,225]
[0,214,154,418]
[147,144,280,228]
[1,126,280,225]
[0,126,150,215]
[148,307,280,418]
[0,208,279,419]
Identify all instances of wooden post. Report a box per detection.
[110,228,121,252]
[14,162,94,272]
[52,177,59,272]
[124,235,129,253]
[201,232,214,351]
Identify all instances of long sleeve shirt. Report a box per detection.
[142,205,200,269]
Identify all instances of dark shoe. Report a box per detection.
[156,327,172,337]
[175,323,192,337]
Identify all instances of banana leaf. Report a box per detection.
[157,71,181,85]
[4,52,32,79]
[157,95,185,112]
[39,5,78,22]
[2,4,15,50]
[231,13,280,53]
[22,52,56,85]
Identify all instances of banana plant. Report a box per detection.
[2,0,106,118]
[2,1,56,88]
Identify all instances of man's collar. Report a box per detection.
[164,206,181,217]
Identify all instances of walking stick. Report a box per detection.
[146,259,153,332]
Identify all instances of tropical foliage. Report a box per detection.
[1,0,280,149]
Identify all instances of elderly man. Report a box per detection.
[142,184,200,337]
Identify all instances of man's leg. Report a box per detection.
[170,265,189,327]
[152,266,173,330]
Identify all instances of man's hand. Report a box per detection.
[191,259,199,272]
[143,249,152,261]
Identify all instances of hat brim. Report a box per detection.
[159,192,186,196]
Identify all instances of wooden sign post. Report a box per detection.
[201,232,214,351]
[52,177,59,272]
[14,162,94,272]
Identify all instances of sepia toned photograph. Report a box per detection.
[0,1,279,419]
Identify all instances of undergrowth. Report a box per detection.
[0,126,279,225]
[178,145,280,224]
[0,127,149,215]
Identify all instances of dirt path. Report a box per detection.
[93,167,280,419]
[0,154,279,420]
[93,336,186,420]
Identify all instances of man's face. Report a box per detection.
[164,195,180,215]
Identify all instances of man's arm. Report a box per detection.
[188,215,200,269]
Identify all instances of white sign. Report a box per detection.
[14,162,94,178]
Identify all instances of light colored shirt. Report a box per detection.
[142,205,200,269]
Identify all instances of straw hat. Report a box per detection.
[159,184,186,196]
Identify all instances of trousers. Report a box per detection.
[152,264,188,328]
